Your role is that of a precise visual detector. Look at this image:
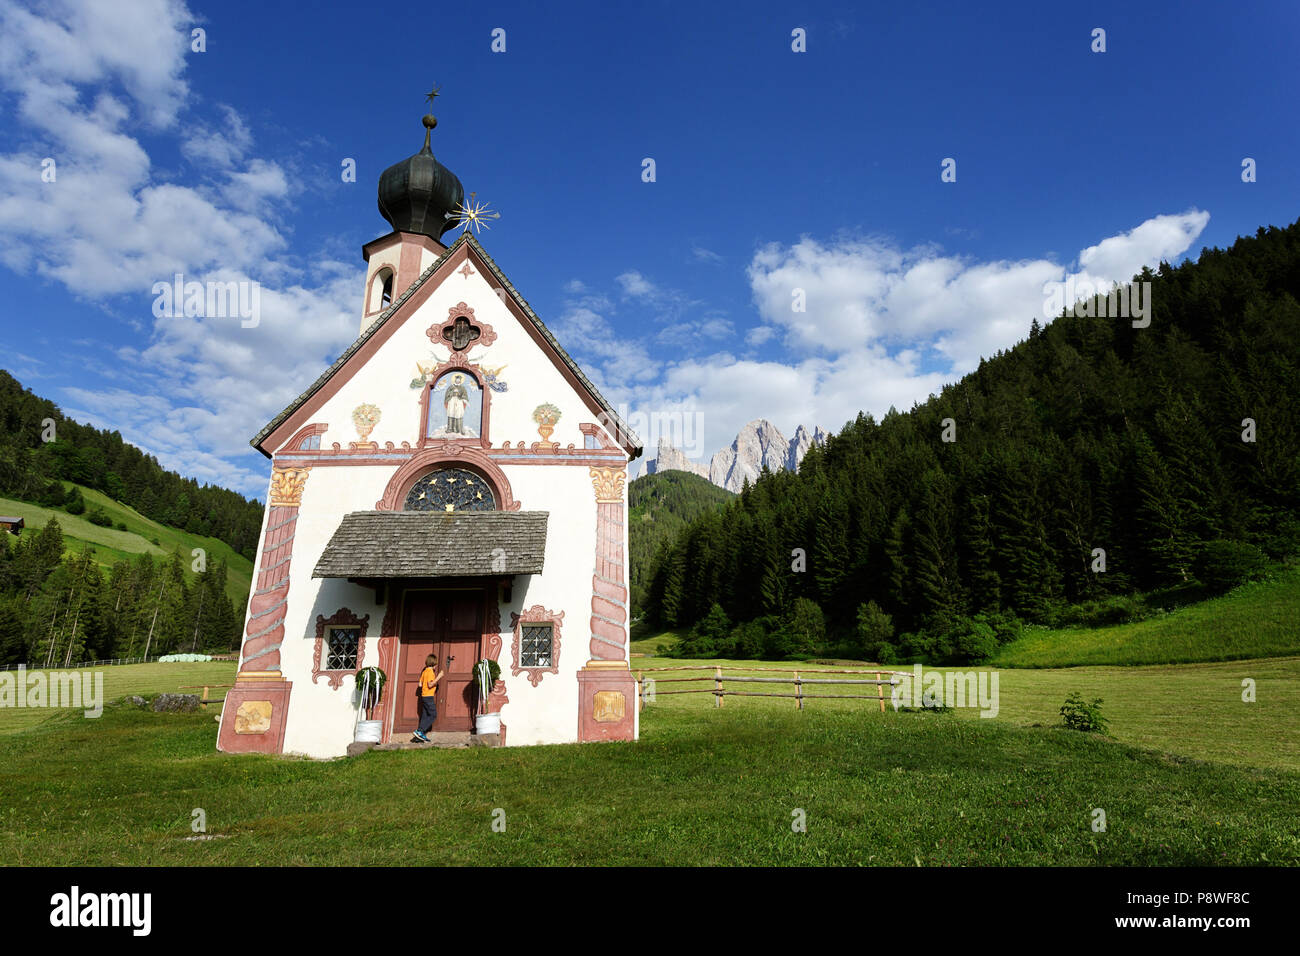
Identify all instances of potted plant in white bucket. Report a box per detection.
[354,666,386,743]
[472,658,502,735]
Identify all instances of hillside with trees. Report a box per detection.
[0,371,261,664]
[628,471,732,618]
[0,517,240,665]
[645,221,1300,662]
[0,370,264,560]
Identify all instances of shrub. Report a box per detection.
[902,614,998,664]
[86,509,112,527]
[1194,539,1268,594]
[693,603,732,644]
[1258,516,1300,560]
[855,600,894,659]
[977,610,1022,645]
[677,603,733,657]
[115,521,128,532]
[1060,692,1108,734]
[947,617,998,664]
[731,620,767,659]
[1071,594,1149,628]
[64,496,85,516]
[784,598,825,657]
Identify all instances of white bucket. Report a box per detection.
[355,719,382,743]
[475,713,501,735]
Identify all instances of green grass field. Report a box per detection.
[0,661,236,734]
[0,650,1298,864]
[2,569,1296,866]
[0,484,253,607]
[990,566,1300,668]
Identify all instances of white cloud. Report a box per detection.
[181,104,253,170]
[1077,210,1210,280]
[625,211,1209,466]
[616,270,655,298]
[746,210,1209,374]
[0,0,357,497]
[0,0,192,128]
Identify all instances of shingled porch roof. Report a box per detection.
[312,511,548,579]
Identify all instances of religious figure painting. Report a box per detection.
[428,370,483,438]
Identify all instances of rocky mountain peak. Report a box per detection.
[645,419,828,492]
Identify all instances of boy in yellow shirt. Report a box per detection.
[412,654,445,743]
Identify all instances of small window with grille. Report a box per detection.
[324,626,360,671]
[520,623,553,668]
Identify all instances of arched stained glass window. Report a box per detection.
[403,468,497,512]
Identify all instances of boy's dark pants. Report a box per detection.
[417,695,437,734]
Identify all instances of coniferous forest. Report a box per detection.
[644,221,1300,662]
[0,519,240,665]
[0,371,261,664]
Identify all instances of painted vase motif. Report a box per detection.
[532,403,561,445]
[352,403,382,442]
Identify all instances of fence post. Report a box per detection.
[876,671,885,713]
[714,666,723,708]
[795,670,802,710]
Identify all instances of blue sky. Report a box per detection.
[0,0,1296,497]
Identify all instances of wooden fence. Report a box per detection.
[635,664,907,712]
[181,685,231,708]
[0,654,238,672]
[0,656,159,671]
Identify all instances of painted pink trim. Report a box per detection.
[364,267,394,318]
[494,442,623,459]
[270,447,624,467]
[312,608,370,689]
[375,445,520,511]
[377,591,402,745]
[510,605,563,687]
[579,422,620,450]
[239,503,300,673]
[484,600,508,742]
[589,499,629,661]
[417,363,492,450]
[281,422,328,454]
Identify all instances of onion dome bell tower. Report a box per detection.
[376,113,465,241]
[359,89,465,334]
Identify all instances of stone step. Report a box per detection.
[376,731,472,750]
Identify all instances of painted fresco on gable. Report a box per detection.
[428,370,482,438]
[410,350,509,392]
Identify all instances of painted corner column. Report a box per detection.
[578,466,636,742]
[217,465,309,755]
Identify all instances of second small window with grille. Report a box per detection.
[324,626,360,671]
[520,623,553,668]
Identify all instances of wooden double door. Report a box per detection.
[394,589,483,733]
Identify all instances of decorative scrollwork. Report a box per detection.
[402,468,497,512]
[312,608,370,689]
